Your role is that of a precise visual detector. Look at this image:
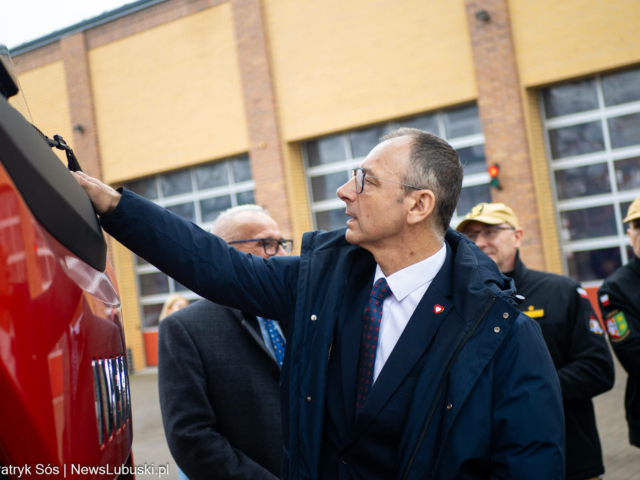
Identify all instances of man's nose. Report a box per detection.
[475,235,489,249]
[337,176,357,203]
[274,246,287,257]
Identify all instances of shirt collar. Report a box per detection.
[374,244,447,302]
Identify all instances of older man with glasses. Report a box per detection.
[158,205,289,480]
[458,202,615,480]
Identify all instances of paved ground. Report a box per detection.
[130,355,639,479]
[130,369,177,480]
[594,354,640,479]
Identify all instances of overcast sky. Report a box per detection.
[1,0,138,49]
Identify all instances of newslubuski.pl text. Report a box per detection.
[0,463,171,477]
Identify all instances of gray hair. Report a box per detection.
[381,127,463,236]
[211,204,270,236]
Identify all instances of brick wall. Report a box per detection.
[464,0,545,270]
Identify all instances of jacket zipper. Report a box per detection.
[399,295,497,480]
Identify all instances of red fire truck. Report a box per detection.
[0,46,134,478]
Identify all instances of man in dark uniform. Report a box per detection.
[458,202,615,480]
[598,196,640,448]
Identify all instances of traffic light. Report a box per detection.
[488,164,501,190]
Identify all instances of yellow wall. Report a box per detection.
[510,0,640,87]
[111,240,146,371]
[283,143,312,253]
[264,0,477,141]
[13,61,73,164]
[89,4,249,184]
[521,89,563,274]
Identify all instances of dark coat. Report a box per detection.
[102,189,565,480]
[598,255,640,447]
[158,300,282,479]
[508,253,614,480]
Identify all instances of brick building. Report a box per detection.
[9,0,640,370]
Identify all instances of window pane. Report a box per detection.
[399,114,439,134]
[195,162,229,190]
[161,170,193,197]
[602,68,640,106]
[444,105,482,138]
[311,172,348,202]
[457,144,486,175]
[608,112,640,149]
[166,202,195,222]
[172,279,189,293]
[350,126,385,159]
[135,254,149,266]
[628,245,636,261]
[142,304,163,329]
[232,156,252,183]
[126,178,158,199]
[456,183,492,216]
[236,190,255,205]
[200,195,232,223]
[566,247,622,282]
[621,201,633,229]
[554,163,611,200]
[139,272,170,296]
[614,157,640,192]
[315,209,349,231]
[542,79,598,118]
[306,135,346,166]
[560,205,617,241]
[548,121,604,159]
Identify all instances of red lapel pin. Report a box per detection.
[434,304,444,314]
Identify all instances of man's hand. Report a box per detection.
[72,171,121,215]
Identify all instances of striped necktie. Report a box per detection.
[356,277,392,413]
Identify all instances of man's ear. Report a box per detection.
[513,227,524,248]
[407,190,436,226]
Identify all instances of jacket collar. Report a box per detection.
[510,250,528,285]
[231,309,282,369]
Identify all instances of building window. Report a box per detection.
[124,155,255,328]
[541,67,640,284]
[302,104,489,231]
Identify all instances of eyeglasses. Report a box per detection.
[228,238,294,256]
[465,225,515,242]
[351,168,423,194]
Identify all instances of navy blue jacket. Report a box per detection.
[102,189,564,480]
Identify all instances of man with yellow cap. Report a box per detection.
[598,196,640,449]
[458,202,615,480]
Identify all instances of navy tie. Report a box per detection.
[263,318,285,368]
[356,278,393,413]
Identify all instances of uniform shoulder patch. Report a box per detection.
[600,294,610,306]
[605,310,630,342]
[577,287,589,299]
[525,304,545,319]
[589,315,605,336]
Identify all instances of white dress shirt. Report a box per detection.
[372,244,447,382]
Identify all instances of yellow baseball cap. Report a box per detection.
[456,202,520,233]
[623,196,640,223]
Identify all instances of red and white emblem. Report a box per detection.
[600,294,610,307]
[577,287,589,299]
[434,304,444,314]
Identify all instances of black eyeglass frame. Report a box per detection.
[351,168,423,194]
[465,225,515,242]
[228,237,294,256]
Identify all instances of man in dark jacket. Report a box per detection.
[458,202,615,480]
[158,205,290,480]
[73,128,565,479]
[598,196,640,448]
